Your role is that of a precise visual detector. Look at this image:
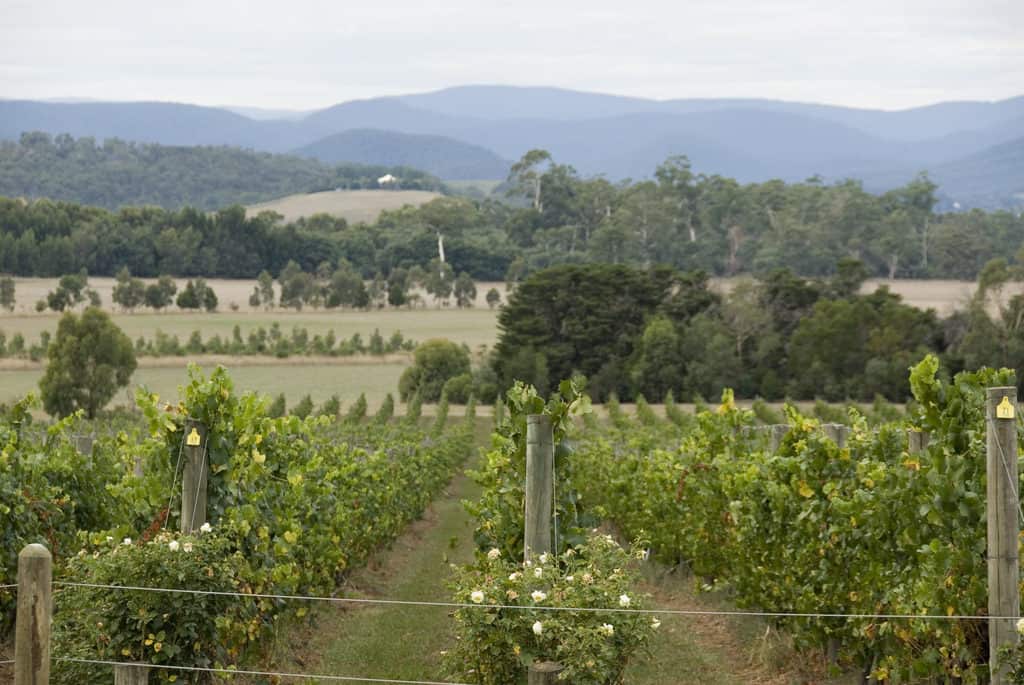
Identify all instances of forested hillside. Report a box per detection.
[0,133,446,210]
[293,129,510,180]
[1,150,1022,280]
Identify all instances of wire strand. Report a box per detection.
[52,657,470,685]
[163,425,188,529]
[53,581,1018,621]
[0,583,17,590]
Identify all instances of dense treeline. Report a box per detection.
[493,261,1024,402]
[2,147,1023,281]
[0,132,445,210]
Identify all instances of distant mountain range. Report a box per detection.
[293,129,509,180]
[1,85,1022,209]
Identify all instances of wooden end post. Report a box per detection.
[15,543,51,685]
[180,419,208,534]
[525,414,554,563]
[987,387,1019,684]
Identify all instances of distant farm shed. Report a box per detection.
[377,173,397,186]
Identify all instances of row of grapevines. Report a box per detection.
[573,356,1016,682]
[2,365,474,682]
[448,381,659,684]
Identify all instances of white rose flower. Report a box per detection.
[487,548,501,560]
[538,552,549,564]
[200,522,212,534]
[509,572,521,581]
[1018,617,1024,635]
[533,567,543,578]
[168,540,180,552]
[105,536,113,543]
[531,590,547,603]
[565,575,574,582]
[182,542,193,553]
[470,590,485,604]
[122,538,132,546]
[651,617,661,630]
[599,623,614,636]
[581,573,593,584]
[532,621,543,635]
[619,594,631,607]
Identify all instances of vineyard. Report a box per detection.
[3,357,1024,683]
[1,365,474,682]
[567,356,1023,682]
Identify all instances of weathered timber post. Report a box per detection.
[180,419,208,534]
[821,422,848,668]
[528,660,564,684]
[15,543,51,685]
[524,414,563,679]
[907,429,930,454]
[113,663,150,685]
[524,414,554,563]
[987,387,1019,684]
[769,424,788,452]
[822,423,848,448]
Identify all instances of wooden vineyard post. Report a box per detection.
[15,543,51,685]
[528,660,564,684]
[525,415,554,562]
[987,387,1019,684]
[769,424,788,452]
[907,429,930,454]
[821,423,849,668]
[524,414,562,679]
[822,423,848,448]
[180,419,208,534]
[113,663,150,685]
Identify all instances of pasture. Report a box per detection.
[244,189,442,223]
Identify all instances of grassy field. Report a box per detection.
[0,361,408,410]
[245,189,442,223]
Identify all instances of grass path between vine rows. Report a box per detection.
[246,428,834,685]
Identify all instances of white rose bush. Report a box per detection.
[448,535,655,684]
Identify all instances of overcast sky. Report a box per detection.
[1,0,1020,111]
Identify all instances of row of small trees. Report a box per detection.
[262,259,500,311]
[0,266,503,314]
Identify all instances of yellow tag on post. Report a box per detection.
[996,396,1015,419]
[186,427,202,446]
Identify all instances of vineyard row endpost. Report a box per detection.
[821,422,848,669]
[180,418,208,535]
[987,386,1019,684]
[524,414,563,683]
[15,543,51,685]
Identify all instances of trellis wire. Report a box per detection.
[53,581,1019,621]
[53,657,470,685]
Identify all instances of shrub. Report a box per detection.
[446,535,656,684]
